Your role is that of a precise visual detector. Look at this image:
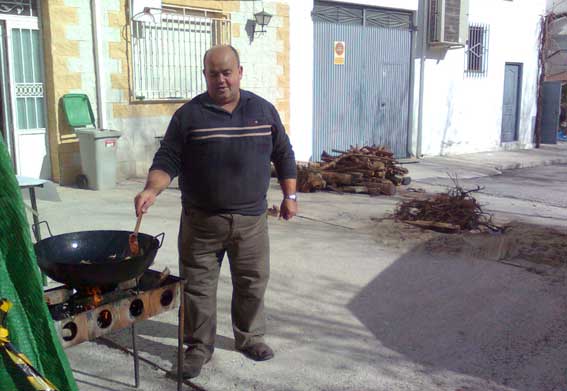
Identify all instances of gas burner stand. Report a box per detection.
[44,269,185,390]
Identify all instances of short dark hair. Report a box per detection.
[203,45,240,69]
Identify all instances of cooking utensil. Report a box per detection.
[129,213,143,256]
[34,222,164,289]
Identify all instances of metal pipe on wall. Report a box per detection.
[416,0,428,158]
[91,0,106,129]
[407,10,417,157]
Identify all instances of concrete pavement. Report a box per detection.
[406,143,567,181]
[406,143,567,229]
[21,143,567,391]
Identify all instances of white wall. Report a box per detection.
[421,0,545,156]
[289,0,546,160]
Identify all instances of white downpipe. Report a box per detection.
[91,0,107,129]
[289,0,314,162]
[416,0,427,157]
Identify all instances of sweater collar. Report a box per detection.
[200,90,251,113]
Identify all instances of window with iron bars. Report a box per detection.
[130,6,231,101]
[465,23,490,77]
[0,0,37,16]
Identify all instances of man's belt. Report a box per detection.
[0,299,59,391]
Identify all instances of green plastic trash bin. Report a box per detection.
[61,94,121,190]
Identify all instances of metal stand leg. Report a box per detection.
[29,187,47,286]
[177,284,185,391]
[131,323,140,388]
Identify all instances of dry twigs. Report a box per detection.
[395,176,501,233]
[297,145,410,196]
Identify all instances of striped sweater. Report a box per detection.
[150,90,297,215]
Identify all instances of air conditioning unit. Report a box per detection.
[429,0,469,47]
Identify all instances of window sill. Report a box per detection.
[129,98,191,105]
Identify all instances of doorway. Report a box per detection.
[501,63,523,143]
[312,2,413,159]
[0,1,49,178]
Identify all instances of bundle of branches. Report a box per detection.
[395,180,500,233]
[297,145,410,196]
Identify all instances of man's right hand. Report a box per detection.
[134,189,158,216]
[134,169,173,216]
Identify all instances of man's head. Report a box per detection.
[203,45,242,107]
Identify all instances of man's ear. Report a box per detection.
[238,65,243,79]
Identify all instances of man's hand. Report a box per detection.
[134,189,158,216]
[279,199,297,220]
[133,169,172,216]
[278,178,297,220]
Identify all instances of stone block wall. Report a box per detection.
[42,0,98,185]
[103,0,291,179]
[41,0,290,182]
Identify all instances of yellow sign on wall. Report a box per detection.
[334,41,345,65]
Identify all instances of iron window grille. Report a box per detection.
[465,22,490,77]
[130,5,231,101]
[0,0,37,16]
[0,0,36,16]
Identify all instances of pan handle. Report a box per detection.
[31,221,53,239]
[154,232,165,249]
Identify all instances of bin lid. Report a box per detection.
[62,93,96,128]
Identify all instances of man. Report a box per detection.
[134,45,297,379]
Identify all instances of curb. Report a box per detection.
[492,157,567,172]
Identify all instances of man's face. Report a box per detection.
[203,47,243,106]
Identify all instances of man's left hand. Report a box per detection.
[279,199,297,220]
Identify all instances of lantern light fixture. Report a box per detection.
[253,9,272,34]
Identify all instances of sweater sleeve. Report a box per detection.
[269,105,297,180]
[149,114,182,179]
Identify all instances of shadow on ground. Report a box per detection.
[70,220,567,391]
[348,242,567,391]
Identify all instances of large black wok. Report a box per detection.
[34,229,164,289]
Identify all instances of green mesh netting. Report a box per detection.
[0,137,78,391]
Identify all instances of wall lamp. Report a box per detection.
[253,9,272,34]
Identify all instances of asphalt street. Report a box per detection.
[21,154,567,391]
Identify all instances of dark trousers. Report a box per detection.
[178,207,270,357]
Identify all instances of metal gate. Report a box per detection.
[312,2,413,159]
[501,63,522,143]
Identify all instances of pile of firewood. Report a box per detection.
[394,182,500,233]
[297,146,410,196]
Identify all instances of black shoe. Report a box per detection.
[239,342,274,362]
[182,348,211,379]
